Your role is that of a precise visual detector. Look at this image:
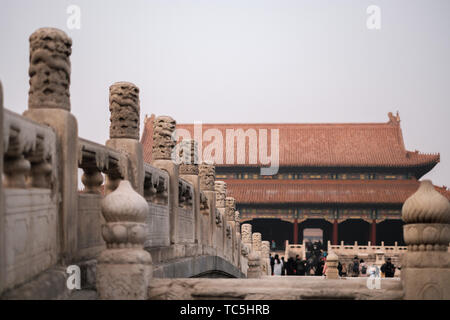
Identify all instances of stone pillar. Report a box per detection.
[235,211,242,269]
[199,162,216,251]
[225,197,237,263]
[236,232,242,269]
[241,223,253,250]
[235,211,241,235]
[215,181,227,258]
[293,218,298,244]
[261,241,270,258]
[332,219,338,245]
[375,250,385,268]
[27,28,72,111]
[179,139,201,247]
[215,181,227,209]
[247,251,261,279]
[106,82,143,195]
[96,180,152,299]
[401,180,450,300]
[252,232,262,256]
[152,116,178,244]
[23,28,79,263]
[225,197,236,222]
[261,241,271,275]
[240,242,250,276]
[325,251,339,279]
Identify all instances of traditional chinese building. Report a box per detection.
[141,113,450,248]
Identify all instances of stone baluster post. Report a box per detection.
[235,211,242,269]
[152,116,178,244]
[96,180,152,299]
[215,181,227,209]
[241,224,253,251]
[179,140,201,249]
[235,211,241,237]
[240,243,250,276]
[215,181,226,258]
[325,251,339,279]
[23,28,78,263]
[241,223,252,276]
[199,162,216,253]
[261,241,271,275]
[252,233,262,253]
[252,232,262,272]
[225,197,236,222]
[375,250,384,268]
[105,82,143,195]
[225,197,237,264]
[401,180,450,299]
[247,251,261,279]
[284,240,289,259]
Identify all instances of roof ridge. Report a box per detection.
[405,150,440,156]
[223,179,419,185]
[177,122,396,127]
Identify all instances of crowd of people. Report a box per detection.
[337,256,397,277]
[269,241,398,278]
[270,241,328,276]
[270,253,327,276]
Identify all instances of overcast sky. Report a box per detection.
[0,0,449,186]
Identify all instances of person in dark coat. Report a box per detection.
[281,257,287,275]
[286,257,295,275]
[352,256,360,277]
[306,257,315,276]
[381,258,396,277]
[270,254,275,275]
[295,256,306,276]
[337,261,343,276]
[315,257,325,276]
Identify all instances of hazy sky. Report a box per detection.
[1,0,449,186]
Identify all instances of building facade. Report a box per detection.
[142,112,449,249]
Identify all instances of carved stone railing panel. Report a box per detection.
[145,202,170,248]
[3,110,56,189]
[177,178,195,244]
[77,138,129,258]
[325,240,408,265]
[143,162,170,248]
[76,193,106,260]
[3,188,58,291]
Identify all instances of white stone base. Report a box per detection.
[97,249,152,300]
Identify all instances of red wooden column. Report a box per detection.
[293,218,298,244]
[332,219,338,245]
[371,220,377,245]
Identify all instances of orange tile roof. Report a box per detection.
[224,179,439,205]
[142,113,439,172]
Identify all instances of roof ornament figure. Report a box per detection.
[388,111,400,125]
